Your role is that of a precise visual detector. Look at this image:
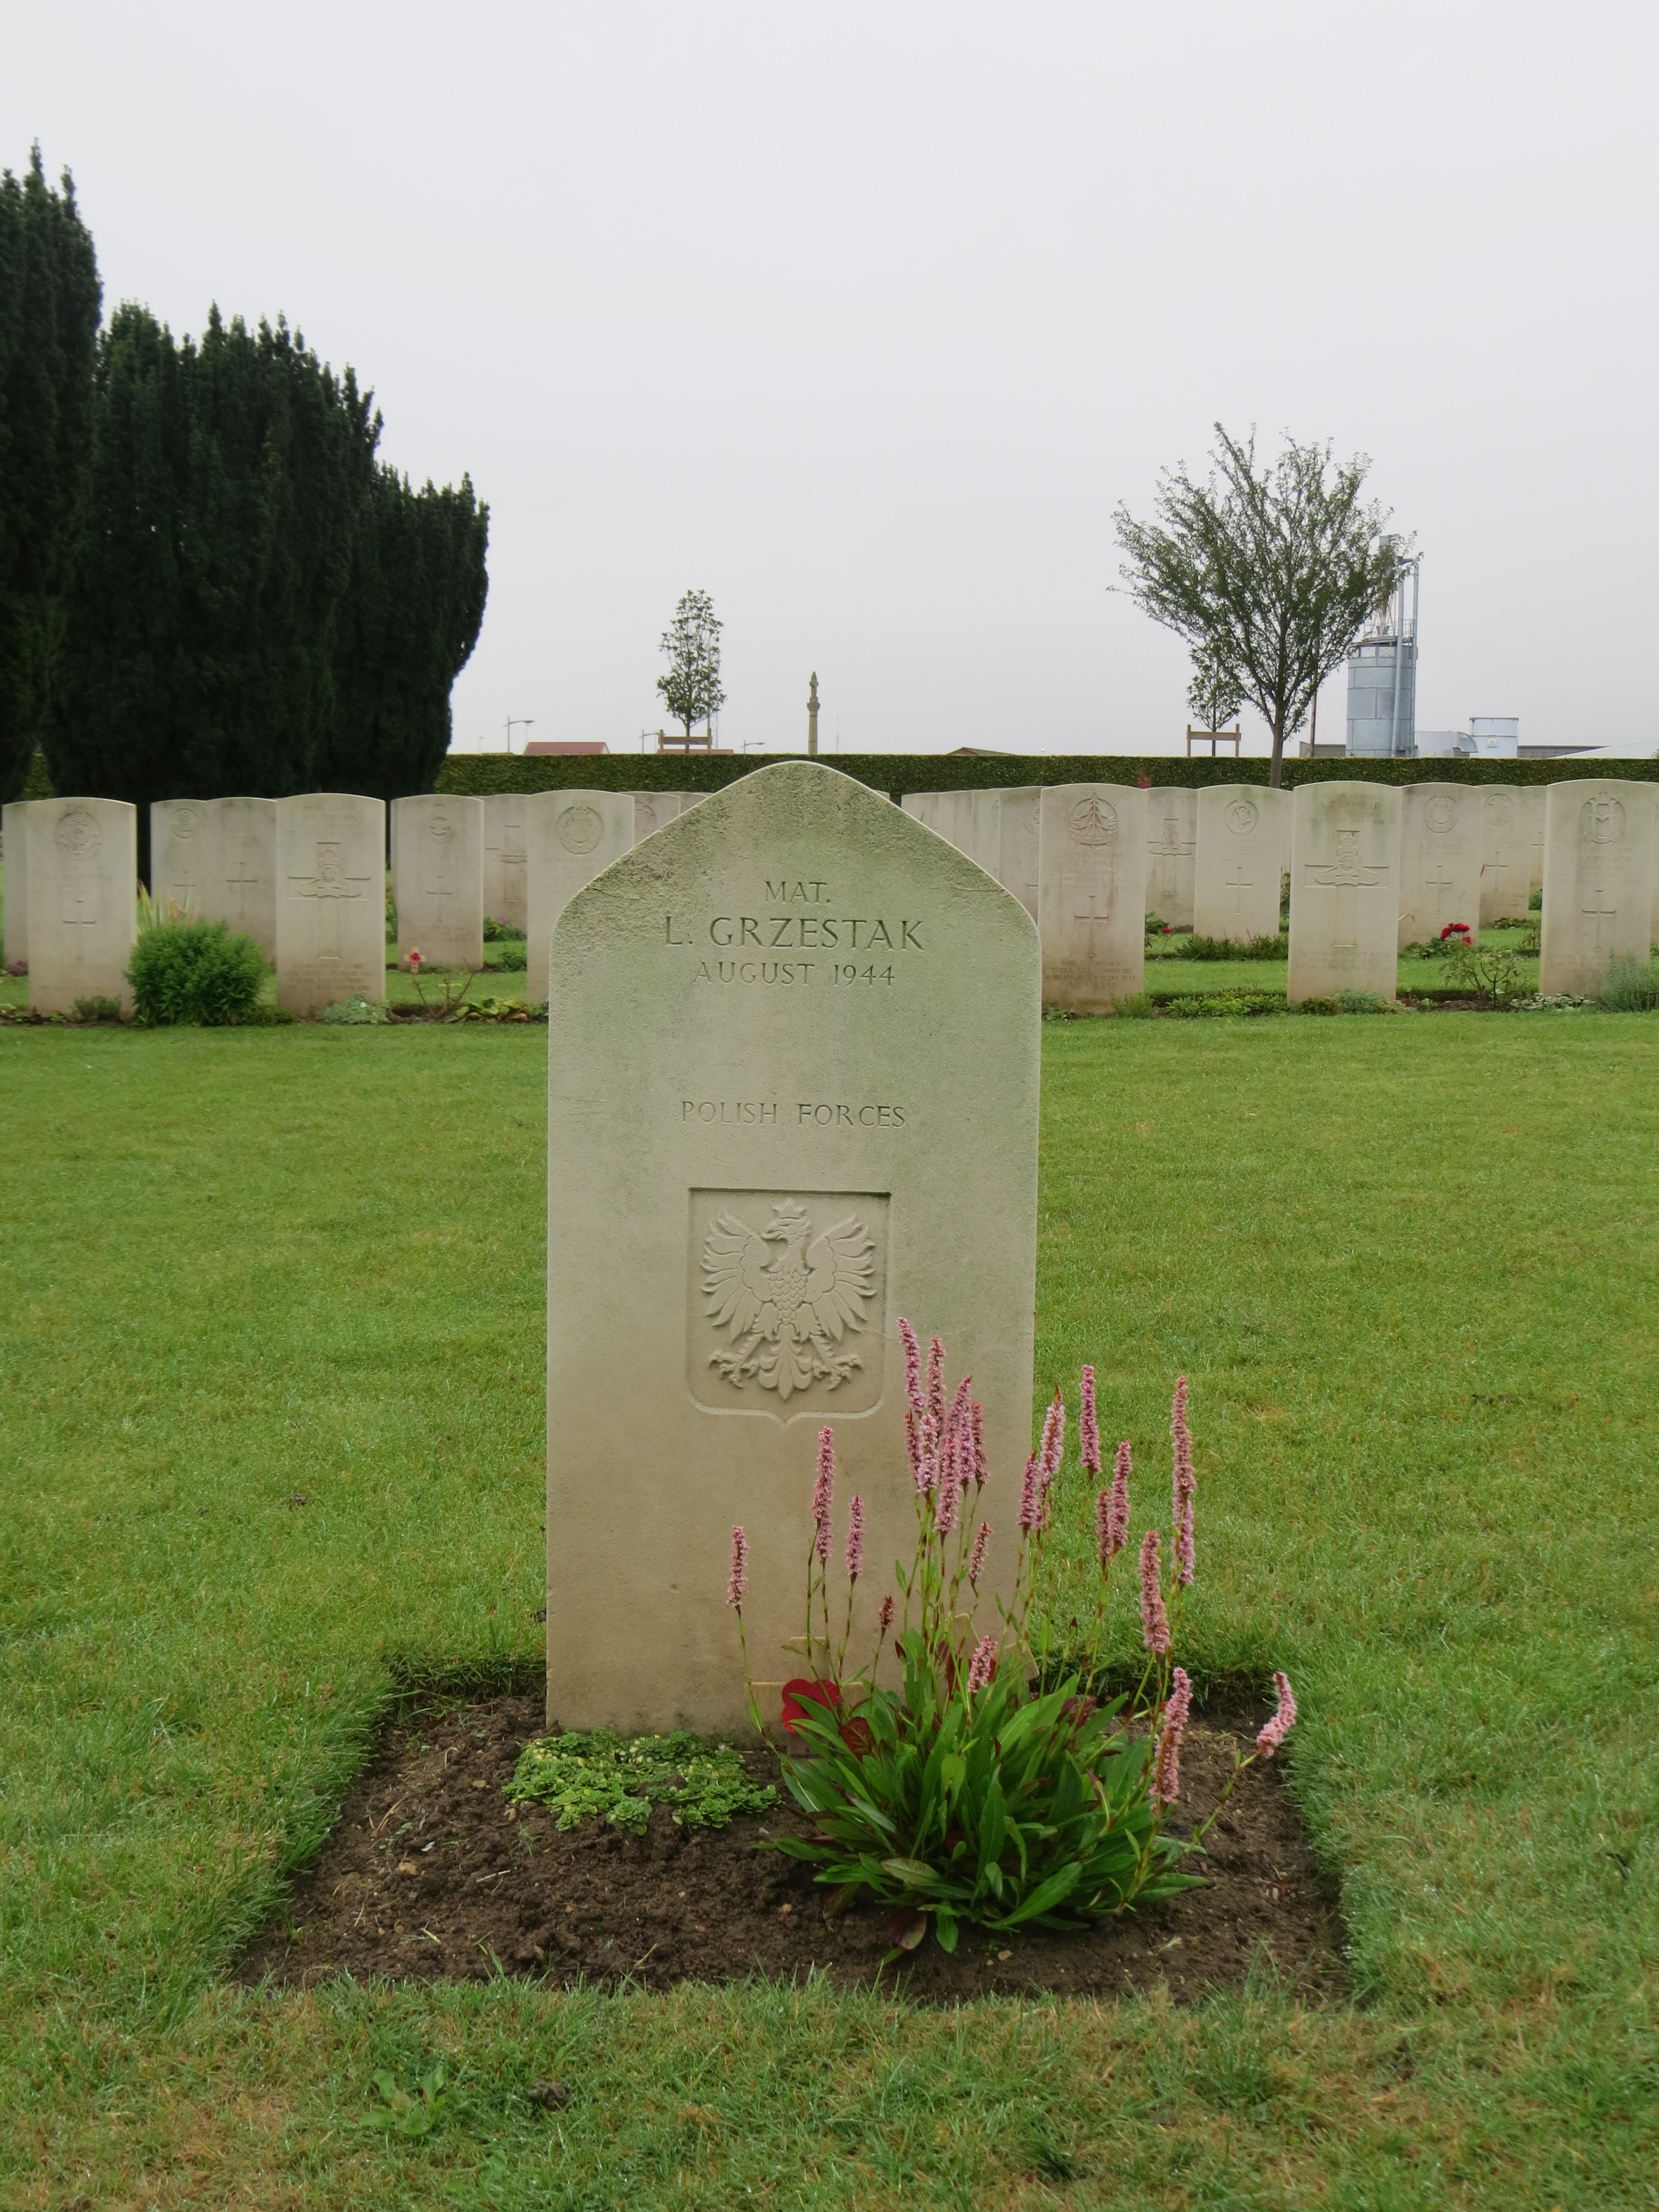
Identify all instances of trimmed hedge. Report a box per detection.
[434,750,1658,801]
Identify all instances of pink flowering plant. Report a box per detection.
[726,1322,1298,1952]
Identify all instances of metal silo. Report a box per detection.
[1345,557,1420,757]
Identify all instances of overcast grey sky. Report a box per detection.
[8,3,1655,758]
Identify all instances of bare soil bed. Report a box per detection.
[241,1694,1343,2004]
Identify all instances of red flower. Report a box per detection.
[780,1677,842,1734]
[1439,922,1471,941]
[408,948,424,969]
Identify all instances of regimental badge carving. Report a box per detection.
[556,804,604,855]
[427,811,455,843]
[635,797,659,834]
[1484,794,1515,830]
[55,806,102,858]
[1068,796,1118,846]
[1423,795,1460,835]
[1306,829,1386,889]
[1224,799,1259,836]
[688,1190,890,1420]
[169,805,201,839]
[1579,797,1625,845]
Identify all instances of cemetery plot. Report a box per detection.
[241,1691,1341,2002]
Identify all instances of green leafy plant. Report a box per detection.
[482,916,526,942]
[1144,914,1173,939]
[318,994,390,1025]
[450,994,539,1024]
[69,995,124,1024]
[1180,932,1286,961]
[1598,953,1659,1013]
[1441,938,1525,1006]
[505,1729,776,1836]
[127,918,266,1026]
[1158,989,1284,1019]
[727,1331,1297,1950]
[368,2058,453,2139]
[489,937,528,971]
[398,951,478,1019]
[1295,990,1387,1015]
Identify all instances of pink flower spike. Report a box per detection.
[877,1594,895,1635]
[967,1634,998,1694]
[916,1410,940,1495]
[933,1464,960,1537]
[926,1335,945,1433]
[970,1401,988,1489]
[726,1525,748,1610]
[1139,1528,1170,1655]
[1175,1496,1195,1589]
[1107,1442,1131,1558]
[946,1373,972,1448]
[1016,1452,1041,1534]
[1079,1364,1101,1477]
[845,1494,864,1580]
[1255,1672,1297,1760]
[812,1427,836,1561]
[1038,1391,1065,1486]
[1094,1489,1113,1568]
[967,1521,991,1587]
[1150,1666,1192,1804]
[898,1317,924,1419]
[904,1408,921,1485]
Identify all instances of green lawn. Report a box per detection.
[1,1018,1656,2207]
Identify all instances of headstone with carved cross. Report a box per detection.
[483,795,531,933]
[1397,781,1483,949]
[1286,782,1401,1004]
[545,760,1039,1734]
[629,791,689,847]
[274,793,386,1016]
[1143,787,1197,930]
[149,799,215,922]
[393,794,484,972]
[1192,784,1284,945]
[1037,783,1147,1011]
[206,797,279,958]
[1478,787,1528,927]
[1539,779,1657,997]
[25,796,138,1015]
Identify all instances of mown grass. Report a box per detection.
[1,1016,1656,2207]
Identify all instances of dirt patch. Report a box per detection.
[239,1694,1343,2003]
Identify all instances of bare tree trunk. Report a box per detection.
[1269,717,1285,789]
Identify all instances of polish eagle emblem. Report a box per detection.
[701,1200,877,1401]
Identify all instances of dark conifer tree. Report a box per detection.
[0,148,101,802]
[314,465,488,797]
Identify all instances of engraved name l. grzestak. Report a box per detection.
[662,875,926,984]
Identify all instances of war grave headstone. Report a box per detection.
[1191,784,1284,944]
[210,797,279,957]
[1527,795,1546,901]
[1037,784,1146,1012]
[545,761,1040,1735]
[996,787,1040,921]
[900,790,1003,879]
[2,799,32,969]
[274,793,387,1017]
[1538,779,1657,997]
[150,799,215,919]
[1286,781,1401,1004]
[393,794,484,971]
[483,795,530,932]
[1397,781,1483,948]
[25,796,138,1015]
[526,789,632,1001]
[1477,787,1529,927]
[1262,786,1292,915]
[630,792,690,845]
[1144,787,1197,931]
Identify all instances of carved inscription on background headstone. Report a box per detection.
[2,800,33,969]
[545,761,1039,1733]
[150,799,213,919]
[526,789,632,999]
[483,795,530,932]
[1538,778,1657,997]
[274,792,385,1016]
[1037,784,1146,1012]
[1192,784,1284,945]
[208,797,279,958]
[25,796,137,1014]
[1286,781,1401,1004]
[1398,782,1483,948]
[393,794,484,971]
[1144,787,1197,930]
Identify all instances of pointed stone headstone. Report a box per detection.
[545,761,1039,1734]
[25,797,138,1014]
[274,794,387,1017]
[1538,779,1657,995]
[1286,782,1401,1003]
[1037,784,1146,1011]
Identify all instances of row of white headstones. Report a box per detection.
[3,777,1653,1017]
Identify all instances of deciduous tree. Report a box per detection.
[1115,426,1409,786]
[655,588,725,739]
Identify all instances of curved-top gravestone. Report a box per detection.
[526,790,632,1001]
[1037,783,1146,1012]
[1286,781,1401,1004]
[1398,781,1483,948]
[274,794,387,1017]
[25,797,138,1015]
[393,794,484,972]
[1538,779,1656,997]
[1192,784,1284,945]
[545,760,1040,1735]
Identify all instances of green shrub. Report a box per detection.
[127,920,266,1026]
[1181,932,1286,961]
[482,916,526,942]
[1598,954,1659,1013]
[70,995,123,1024]
[489,938,527,971]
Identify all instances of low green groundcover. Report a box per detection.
[505,1729,778,1835]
